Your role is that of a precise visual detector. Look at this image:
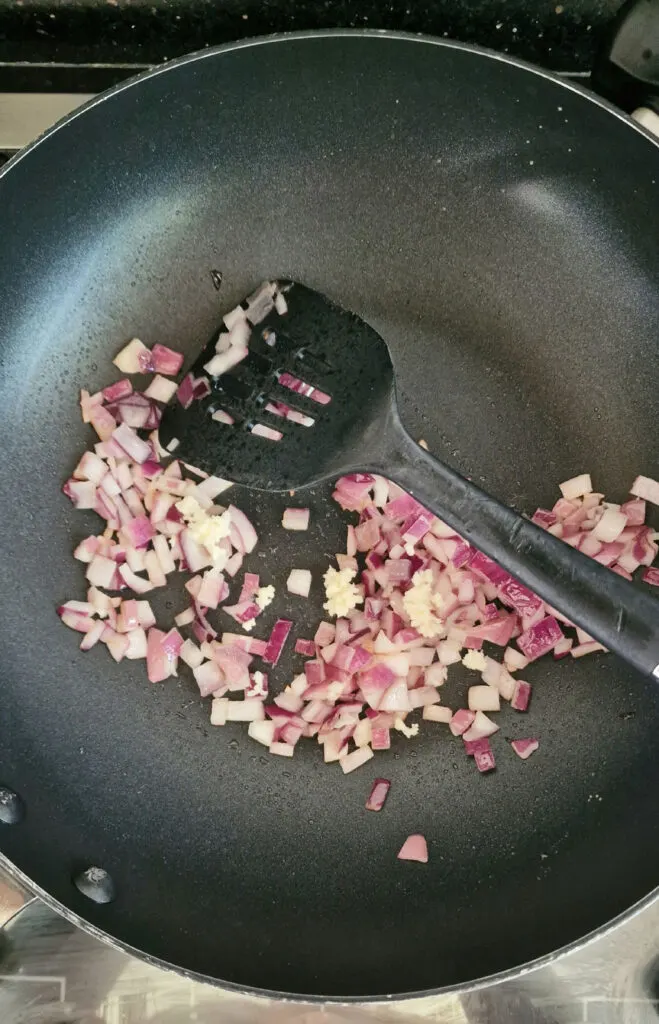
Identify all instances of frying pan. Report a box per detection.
[0,30,658,1002]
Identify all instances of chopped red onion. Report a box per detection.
[295,638,316,657]
[248,720,276,746]
[511,680,532,712]
[144,374,178,403]
[112,423,152,464]
[282,508,310,531]
[62,366,659,792]
[85,554,117,589]
[270,741,295,757]
[251,423,283,442]
[630,475,659,506]
[204,345,248,378]
[146,627,174,683]
[194,660,224,697]
[365,778,391,811]
[277,372,331,406]
[397,834,428,863]
[150,343,184,377]
[462,711,499,741]
[125,628,148,660]
[474,745,496,773]
[571,640,606,658]
[227,505,258,554]
[113,338,152,374]
[340,746,374,774]
[287,569,312,597]
[422,705,453,723]
[467,685,500,712]
[226,699,266,722]
[511,738,539,759]
[517,616,564,661]
[263,619,293,665]
[449,709,476,736]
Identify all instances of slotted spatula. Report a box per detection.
[159,280,659,679]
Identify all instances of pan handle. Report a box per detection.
[381,418,659,681]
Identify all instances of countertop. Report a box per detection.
[0,0,623,72]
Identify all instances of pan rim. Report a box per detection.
[2,848,658,1004]
[1,26,658,1005]
[0,27,658,187]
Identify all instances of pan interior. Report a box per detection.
[0,34,658,999]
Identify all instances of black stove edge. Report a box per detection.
[0,0,622,73]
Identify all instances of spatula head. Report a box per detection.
[159,281,394,491]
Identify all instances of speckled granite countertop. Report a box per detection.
[0,1,623,72]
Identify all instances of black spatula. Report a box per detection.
[159,280,659,679]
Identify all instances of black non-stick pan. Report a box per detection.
[0,31,658,1002]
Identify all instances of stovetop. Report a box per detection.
[2,868,659,1024]
[1,4,659,1021]
[0,0,622,72]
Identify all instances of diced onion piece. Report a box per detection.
[151,343,184,377]
[263,619,292,665]
[511,680,532,711]
[144,628,171,682]
[365,778,391,811]
[517,616,563,661]
[226,700,266,722]
[251,423,282,441]
[80,620,105,650]
[503,646,529,672]
[630,475,659,506]
[125,628,148,659]
[86,554,116,589]
[180,639,204,668]
[468,685,500,712]
[112,423,152,464]
[204,345,248,377]
[397,834,428,863]
[60,609,94,633]
[449,709,475,736]
[282,508,310,531]
[144,374,178,403]
[408,685,440,709]
[227,505,258,554]
[270,741,295,757]
[423,705,453,723]
[287,569,312,597]
[210,698,229,726]
[593,507,627,542]
[113,338,152,374]
[474,744,496,773]
[340,746,374,774]
[571,640,606,658]
[462,711,499,741]
[559,474,592,500]
[193,660,225,697]
[511,737,539,759]
[248,720,276,746]
[437,640,462,666]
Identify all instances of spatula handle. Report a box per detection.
[383,422,659,679]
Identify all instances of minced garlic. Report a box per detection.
[402,569,445,639]
[323,566,363,618]
[462,650,487,672]
[255,585,275,610]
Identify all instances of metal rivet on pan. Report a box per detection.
[74,866,115,904]
[0,786,25,825]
